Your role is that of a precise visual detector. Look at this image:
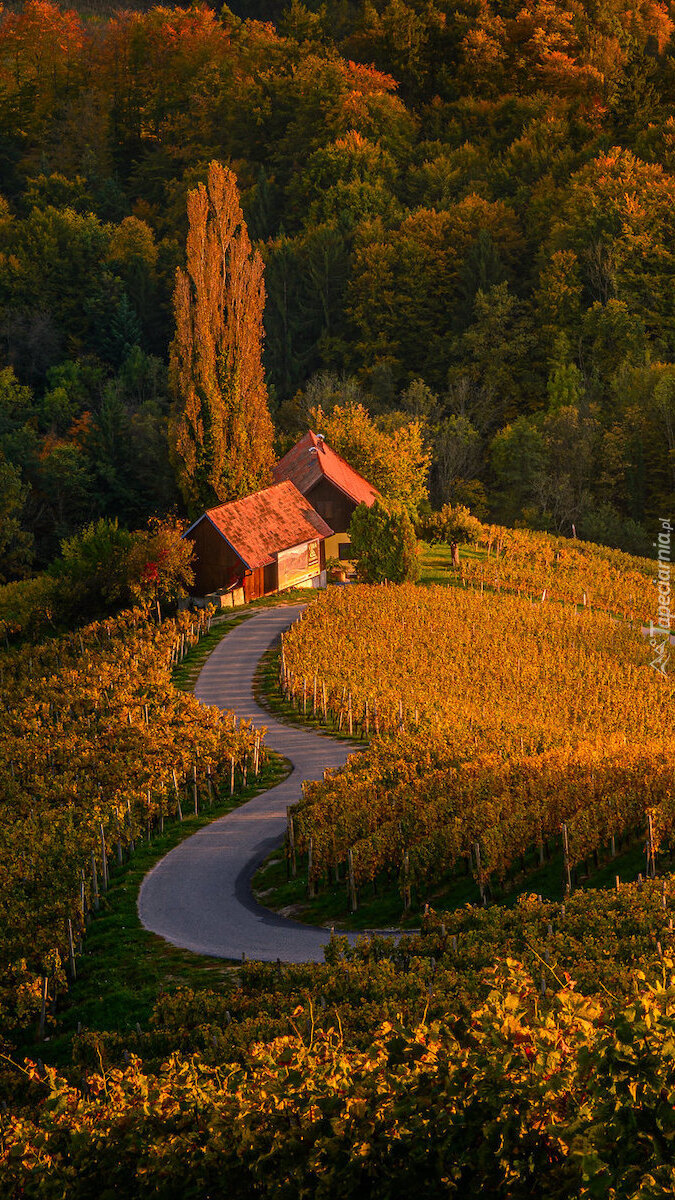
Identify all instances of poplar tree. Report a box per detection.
[169,160,275,512]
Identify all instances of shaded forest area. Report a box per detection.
[1,0,674,575]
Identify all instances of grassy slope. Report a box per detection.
[418,541,485,586]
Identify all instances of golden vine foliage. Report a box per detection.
[282,584,674,887]
[458,525,656,622]
[4,896,675,1199]
[169,160,275,512]
[0,608,261,1031]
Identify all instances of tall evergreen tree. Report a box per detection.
[168,161,275,513]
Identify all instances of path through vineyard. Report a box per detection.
[138,606,356,962]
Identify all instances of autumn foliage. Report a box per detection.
[0,608,262,1032]
[282,581,674,892]
[169,161,275,513]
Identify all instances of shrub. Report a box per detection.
[0,575,57,641]
[48,518,134,621]
[45,517,195,626]
[577,503,649,557]
[349,499,419,583]
[126,516,194,608]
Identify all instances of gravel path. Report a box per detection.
[137,606,357,963]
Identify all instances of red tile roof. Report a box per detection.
[188,481,333,569]
[272,430,379,508]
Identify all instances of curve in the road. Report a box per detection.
[138,606,358,963]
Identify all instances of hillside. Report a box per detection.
[1,529,674,1196]
[0,0,674,573]
[1,2,675,1193]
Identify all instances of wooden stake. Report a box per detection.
[91,851,99,911]
[67,919,76,980]
[193,763,198,816]
[403,850,411,910]
[347,847,357,913]
[230,757,235,796]
[561,822,572,895]
[308,838,316,898]
[170,767,181,820]
[287,809,297,878]
[647,812,656,879]
[100,824,108,892]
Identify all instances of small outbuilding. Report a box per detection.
[273,430,379,561]
[184,480,333,602]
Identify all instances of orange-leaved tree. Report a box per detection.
[169,160,275,513]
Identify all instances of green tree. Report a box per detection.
[105,293,142,367]
[0,458,33,582]
[0,206,116,358]
[36,441,94,556]
[547,360,584,411]
[349,498,419,583]
[452,282,536,427]
[490,416,547,523]
[431,414,481,507]
[48,517,134,619]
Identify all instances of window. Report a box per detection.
[338,541,352,561]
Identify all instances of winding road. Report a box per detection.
[138,606,357,963]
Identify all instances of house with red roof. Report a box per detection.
[184,480,333,602]
[272,431,379,561]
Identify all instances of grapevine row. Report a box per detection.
[279,585,673,906]
[0,607,265,1033]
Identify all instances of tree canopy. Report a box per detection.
[0,0,674,564]
[169,160,275,513]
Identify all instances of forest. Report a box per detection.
[1,0,675,577]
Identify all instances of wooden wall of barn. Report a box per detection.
[186,520,245,596]
[305,478,356,534]
[187,520,328,600]
[243,563,278,602]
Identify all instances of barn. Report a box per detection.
[273,431,379,561]
[184,480,333,602]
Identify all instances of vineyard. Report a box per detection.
[3,882,675,1198]
[2,554,674,1197]
[0,608,264,1036]
[280,585,674,904]
[458,525,656,622]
